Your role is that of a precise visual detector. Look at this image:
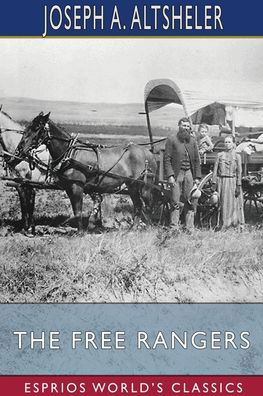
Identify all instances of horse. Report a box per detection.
[0,107,50,234]
[14,112,157,231]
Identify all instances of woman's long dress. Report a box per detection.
[212,150,245,229]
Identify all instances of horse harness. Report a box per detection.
[0,127,25,174]
[26,123,152,190]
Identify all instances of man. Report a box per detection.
[164,117,201,230]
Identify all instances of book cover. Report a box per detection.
[0,1,263,395]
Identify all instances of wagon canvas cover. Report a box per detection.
[145,78,263,127]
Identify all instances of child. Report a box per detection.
[195,123,214,155]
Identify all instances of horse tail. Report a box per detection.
[138,148,158,210]
[144,148,158,184]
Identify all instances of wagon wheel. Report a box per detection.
[197,172,219,229]
[242,176,263,214]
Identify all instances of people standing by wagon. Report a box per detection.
[164,117,201,231]
[195,123,214,155]
[212,136,245,230]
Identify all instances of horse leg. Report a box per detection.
[66,183,84,231]
[16,186,29,232]
[26,187,36,235]
[127,184,144,227]
[140,183,156,225]
[88,193,103,230]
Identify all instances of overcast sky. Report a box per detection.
[0,38,263,103]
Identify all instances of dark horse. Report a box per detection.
[14,112,157,231]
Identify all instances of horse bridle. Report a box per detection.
[15,121,76,171]
[34,122,76,148]
[14,121,50,160]
[34,122,52,147]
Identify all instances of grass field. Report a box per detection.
[1,225,263,303]
[0,174,263,303]
[0,96,184,129]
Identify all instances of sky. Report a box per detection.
[0,38,263,103]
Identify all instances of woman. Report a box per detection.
[212,136,244,230]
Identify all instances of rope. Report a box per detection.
[78,137,167,149]
[29,153,49,171]
[50,132,166,150]
[1,150,24,161]
[2,150,50,180]
[0,128,24,134]
[92,146,130,188]
[137,137,167,146]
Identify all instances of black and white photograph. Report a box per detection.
[0,38,263,303]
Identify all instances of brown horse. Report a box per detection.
[14,112,157,231]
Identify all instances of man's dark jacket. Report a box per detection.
[164,133,201,180]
